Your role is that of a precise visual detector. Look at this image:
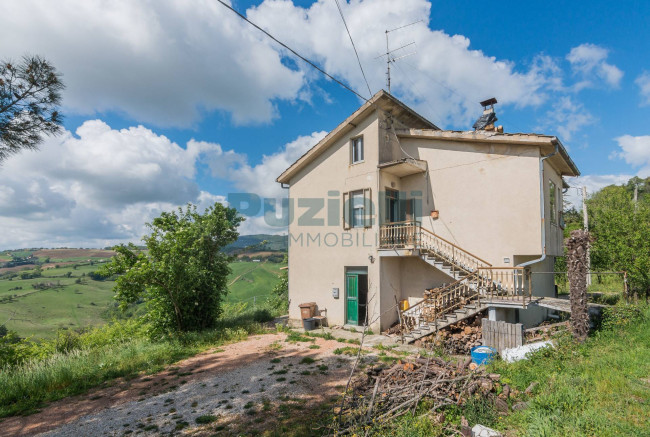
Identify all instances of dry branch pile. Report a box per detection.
[334,356,507,434]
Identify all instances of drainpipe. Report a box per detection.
[516,141,559,278]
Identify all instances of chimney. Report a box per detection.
[472,97,498,131]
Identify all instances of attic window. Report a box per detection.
[351,136,364,164]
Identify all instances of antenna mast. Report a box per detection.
[381,20,422,94]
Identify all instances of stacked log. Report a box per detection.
[420,315,483,355]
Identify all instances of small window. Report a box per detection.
[549,180,557,225]
[351,136,364,164]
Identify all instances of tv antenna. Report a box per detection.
[376,20,422,94]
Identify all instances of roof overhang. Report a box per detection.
[378,158,428,177]
[276,90,438,185]
[396,129,580,177]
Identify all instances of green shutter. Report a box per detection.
[342,192,350,230]
[364,188,372,228]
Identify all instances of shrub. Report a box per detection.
[101,203,242,335]
[601,303,647,330]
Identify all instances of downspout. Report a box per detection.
[517,141,559,270]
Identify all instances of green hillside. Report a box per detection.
[223,234,288,253]
[0,252,286,339]
[0,263,116,338]
[226,260,285,304]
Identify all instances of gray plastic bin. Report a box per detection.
[303,318,316,331]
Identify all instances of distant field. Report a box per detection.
[226,261,285,304]
[0,249,285,339]
[33,248,116,261]
[0,263,116,339]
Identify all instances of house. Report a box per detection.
[276,90,579,339]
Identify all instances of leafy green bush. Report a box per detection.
[101,203,242,335]
[601,303,647,330]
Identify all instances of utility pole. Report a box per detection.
[634,184,639,212]
[582,186,591,286]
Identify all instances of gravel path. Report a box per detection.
[4,333,361,436]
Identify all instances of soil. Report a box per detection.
[32,249,116,259]
[1,333,361,436]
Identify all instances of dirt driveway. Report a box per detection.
[2,333,365,436]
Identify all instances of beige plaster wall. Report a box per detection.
[399,138,543,266]
[287,112,382,331]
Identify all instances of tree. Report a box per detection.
[588,184,650,296]
[101,203,243,334]
[567,230,591,341]
[0,56,64,163]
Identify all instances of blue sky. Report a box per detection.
[1,0,649,248]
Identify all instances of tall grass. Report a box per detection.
[0,308,275,417]
[490,304,650,436]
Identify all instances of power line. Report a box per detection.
[215,0,368,103]
[332,0,372,98]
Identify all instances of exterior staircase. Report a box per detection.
[379,221,530,344]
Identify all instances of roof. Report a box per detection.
[396,128,580,177]
[276,92,580,184]
[276,90,438,184]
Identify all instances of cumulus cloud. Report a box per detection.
[567,43,623,89]
[248,0,559,127]
[0,0,610,136]
[564,174,633,209]
[0,121,225,249]
[635,72,650,106]
[0,0,304,126]
[210,131,327,198]
[614,135,650,177]
[538,96,595,141]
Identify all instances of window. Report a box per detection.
[351,136,364,164]
[549,180,557,225]
[343,188,372,229]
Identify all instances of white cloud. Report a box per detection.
[635,72,650,106]
[614,135,650,177]
[564,174,633,209]
[214,131,327,198]
[0,121,226,249]
[539,96,595,141]
[0,0,304,126]
[244,0,559,128]
[566,43,623,89]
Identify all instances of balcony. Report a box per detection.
[378,158,427,177]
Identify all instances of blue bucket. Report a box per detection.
[471,346,498,365]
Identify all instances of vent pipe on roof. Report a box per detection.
[473,97,499,131]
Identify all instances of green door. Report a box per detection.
[346,274,358,325]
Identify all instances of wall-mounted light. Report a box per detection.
[368,255,375,264]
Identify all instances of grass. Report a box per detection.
[0,259,286,339]
[0,263,117,338]
[487,304,650,436]
[0,311,272,418]
[225,261,286,304]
